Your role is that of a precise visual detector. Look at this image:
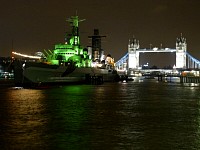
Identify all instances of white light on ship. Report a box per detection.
[153,47,158,51]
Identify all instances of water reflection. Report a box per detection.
[42,85,93,149]
[1,89,46,149]
[0,82,200,149]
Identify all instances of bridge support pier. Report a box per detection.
[157,75,163,81]
[180,76,200,83]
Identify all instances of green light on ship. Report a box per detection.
[44,16,91,68]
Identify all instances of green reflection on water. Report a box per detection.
[43,85,93,149]
[2,83,200,149]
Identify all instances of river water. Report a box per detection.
[0,79,200,149]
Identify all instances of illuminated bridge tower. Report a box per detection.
[128,37,140,69]
[176,34,187,68]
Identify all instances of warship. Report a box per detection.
[13,15,119,87]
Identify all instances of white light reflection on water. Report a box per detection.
[90,82,200,149]
[1,88,47,149]
[1,82,200,149]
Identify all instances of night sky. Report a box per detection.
[1,0,200,62]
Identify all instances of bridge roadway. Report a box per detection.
[132,69,177,76]
[117,68,178,78]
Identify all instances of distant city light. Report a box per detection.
[12,51,41,59]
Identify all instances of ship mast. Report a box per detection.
[66,16,85,46]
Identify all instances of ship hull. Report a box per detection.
[13,60,119,87]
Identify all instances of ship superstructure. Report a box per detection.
[44,16,91,68]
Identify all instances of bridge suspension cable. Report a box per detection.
[186,52,200,68]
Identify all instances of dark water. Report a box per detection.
[1,80,200,149]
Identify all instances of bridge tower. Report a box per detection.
[128,37,140,69]
[176,34,187,68]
